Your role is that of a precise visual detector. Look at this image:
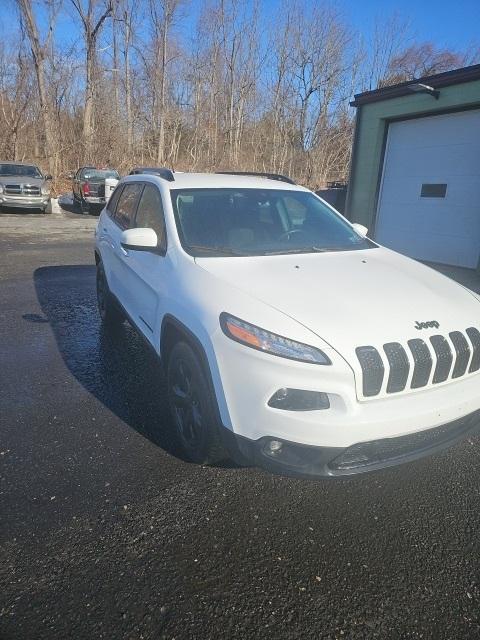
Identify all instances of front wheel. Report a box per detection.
[167,341,227,465]
[96,262,123,328]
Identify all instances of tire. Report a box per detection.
[96,262,123,327]
[167,341,228,465]
[76,196,88,214]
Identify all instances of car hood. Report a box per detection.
[0,176,44,186]
[195,247,480,356]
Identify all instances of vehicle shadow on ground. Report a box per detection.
[33,263,218,465]
[58,200,100,217]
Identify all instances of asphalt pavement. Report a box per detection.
[1,208,480,640]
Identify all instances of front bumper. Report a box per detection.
[214,330,480,445]
[234,410,480,478]
[0,195,49,209]
[211,328,480,477]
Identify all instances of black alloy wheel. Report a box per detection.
[167,341,227,464]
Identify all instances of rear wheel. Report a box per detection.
[96,262,123,327]
[167,341,227,465]
[77,196,89,214]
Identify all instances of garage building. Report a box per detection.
[346,64,480,270]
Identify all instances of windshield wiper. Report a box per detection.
[189,244,245,256]
[263,246,337,255]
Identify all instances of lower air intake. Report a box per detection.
[329,411,480,471]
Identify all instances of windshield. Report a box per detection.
[82,169,120,180]
[0,164,42,178]
[171,188,374,257]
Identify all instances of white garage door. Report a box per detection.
[375,109,480,269]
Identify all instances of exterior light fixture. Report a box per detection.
[407,83,440,99]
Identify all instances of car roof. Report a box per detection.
[80,166,116,170]
[127,172,309,192]
[0,161,40,166]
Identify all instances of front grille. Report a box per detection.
[23,185,41,195]
[329,410,480,471]
[466,328,480,373]
[408,339,433,388]
[384,342,410,393]
[357,327,480,398]
[5,184,21,194]
[356,346,384,397]
[430,335,453,383]
[4,183,41,196]
[449,331,471,378]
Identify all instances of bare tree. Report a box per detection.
[15,0,59,174]
[148,0,181,165]
[385,43,470,83]
[3,0,479,186]
[70,0,113,160]
[362,14,412,90]
[120,0,135,156]
[0,44,33,160]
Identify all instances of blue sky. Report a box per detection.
[336,0,479,51]
[1,0,478,55]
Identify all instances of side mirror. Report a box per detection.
[120,227,158,252]
[352,223,368,237]
[45,174,53,180]
[68,172,75,180]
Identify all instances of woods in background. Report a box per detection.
[2,0,478,188]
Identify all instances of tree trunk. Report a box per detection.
[156,20,168,165]
[83,41,95,161]
[112,0,120,117]
[17,0,56,174]
[123,9,133,156]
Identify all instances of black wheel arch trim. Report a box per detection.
[160,315,216,380]
[160,314,243,462]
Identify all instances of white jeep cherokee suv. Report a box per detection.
[94,170,480,477]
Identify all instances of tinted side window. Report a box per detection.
[107,184,124,217]
[115,183,143,229]
[135,184,167,251]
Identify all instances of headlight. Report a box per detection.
[41,185,50,196]
[0,183,3,194]
[220,313,331,364]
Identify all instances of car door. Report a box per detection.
[105,182,144,314]
[121,182,169,341]
[98,183,124,288]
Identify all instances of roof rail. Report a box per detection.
[130,167,175,181]
[216,171,296,185]
[154,168,175,181]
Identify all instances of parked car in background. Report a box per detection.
[0,161,52,213]
[94,170,480,478]
[72,167,120,214]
